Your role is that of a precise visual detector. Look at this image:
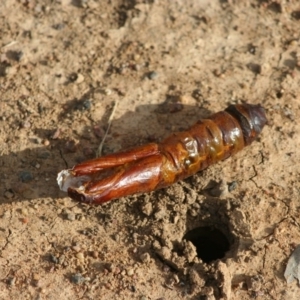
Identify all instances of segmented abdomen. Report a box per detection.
[158,103,267,186]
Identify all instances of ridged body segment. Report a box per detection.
[157,103,266,188]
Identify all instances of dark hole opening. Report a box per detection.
[184,226,230,263]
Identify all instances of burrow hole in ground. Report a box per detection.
[184,226,233,263]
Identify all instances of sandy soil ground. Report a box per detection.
[1,0,300,299]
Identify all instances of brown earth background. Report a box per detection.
[1,0,300,299]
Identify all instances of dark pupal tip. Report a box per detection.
[249,104,267,134]
[243,103,267,137]
[226,103,267,145]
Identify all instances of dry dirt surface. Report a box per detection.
[1,0,300,299]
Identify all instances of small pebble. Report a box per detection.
[154,208,166,220]
[43,139,50,146]
[104,282,112,289]
[51,128,60,139]
[178,94,191,105]
[246,275,262,292]
[34,137,43,144]
[140,253,151,263]
[147,71,158,80]
[50,254,58,264]
[134,64,141,71]
[21,217,29,224]
[208,180,228,197]
[68,72,78,82]
[114,234,120,242]
[19,171,33,182]
[66,212,76,221]
[33,273,40,281]
[7,277,16,286]
[76,252,85,263]
[228,181,238,192]
[22,120,31,128]
[77,265,85,273]
[58,255,65,265]
[52,23,65,30]
[72,245,81,252]
[71,273,85,284]
[127,268,134,276]
[173,274,180,284]
[130,285,136,292]
[106,263,114,272]
[173,215,179,224]
[75,73,84,84]
[104,88,112,95]
[141,202,153,216]
[91,251,98,259]
[21,208,28,216]
[133,54,140,61]
[81,99,91,110]
[189,209,198,217]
